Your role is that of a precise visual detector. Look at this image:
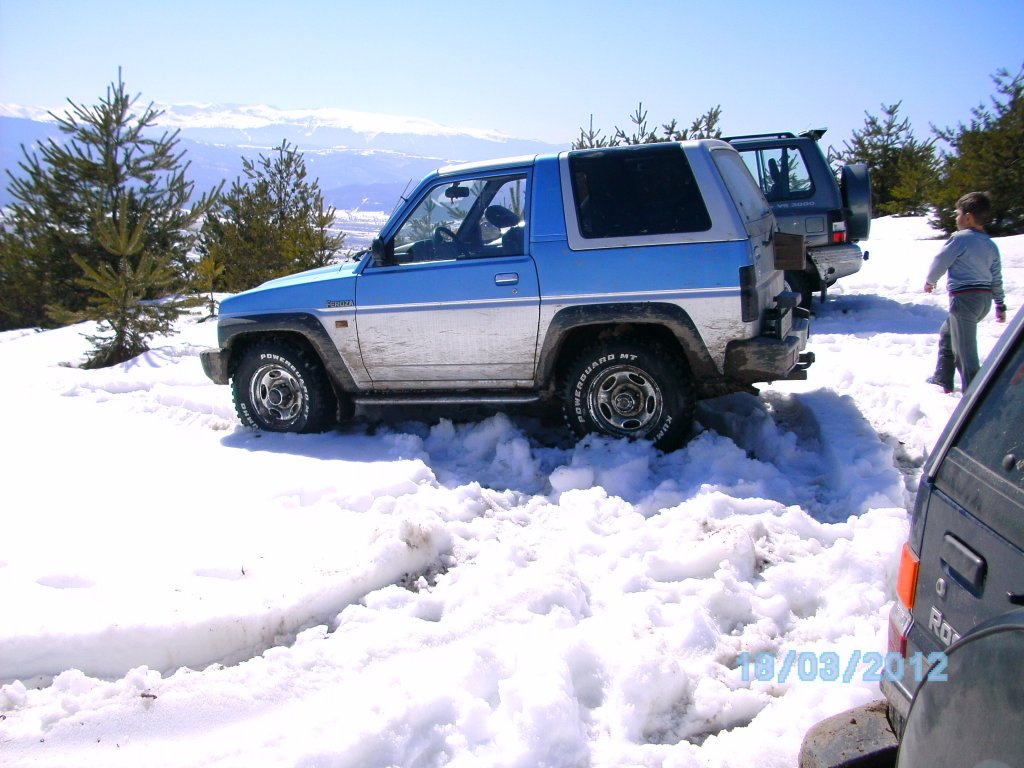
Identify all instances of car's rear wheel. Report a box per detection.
[562,338,695,449]
[232,340,337,433]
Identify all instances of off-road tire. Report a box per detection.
[562,338,696,450]
[232,341,337,433]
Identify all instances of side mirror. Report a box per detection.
[371,237,391,266]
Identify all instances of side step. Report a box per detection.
[352,392,542,407]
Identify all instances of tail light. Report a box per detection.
[739,265,758,323]
[888,542,920,657]
[896,542,920,609]
[831,220,848,244]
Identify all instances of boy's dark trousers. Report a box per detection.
[931,318,956,390]
[931,291,993,391]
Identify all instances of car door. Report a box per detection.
[355,171,539,387]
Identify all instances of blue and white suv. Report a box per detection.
[201,140,813,448]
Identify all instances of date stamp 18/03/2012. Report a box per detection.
[736,650,948,684]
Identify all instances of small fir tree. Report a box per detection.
[201,141,345,292]
[573,103,722,149]
[0,71,219,345]
[194,249,225,320]
[0,219,48,330]
[68,197,185,367]
[834,101,938,216]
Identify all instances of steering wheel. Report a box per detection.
[433,225,468,257]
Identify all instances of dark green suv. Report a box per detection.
[800,307,1024,767]
[727,130,872,308]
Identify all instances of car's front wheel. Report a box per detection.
[562,338,695,449]
[232,340,337,433]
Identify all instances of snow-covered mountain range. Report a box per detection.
[0,102,565,211]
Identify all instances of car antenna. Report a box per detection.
[393,179,413,213]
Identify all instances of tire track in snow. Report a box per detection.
[696,391,905,522]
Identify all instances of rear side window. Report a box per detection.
[569,144,711,239]
[952,336,1024,492]
[712,148,771,225]
[938,331,1024,547]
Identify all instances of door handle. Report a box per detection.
[940,534,986,592]
[495,272,519,286]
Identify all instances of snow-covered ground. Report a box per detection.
[1,217,1020,767]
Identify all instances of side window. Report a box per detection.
[952,337,1024,491]
[390,173,527,264]
[712,149,771,225]
[739,146,814,201]
[569,144,711,239]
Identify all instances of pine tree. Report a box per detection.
[200,141,345,292]
[932,65,1024,235]
[834,102,938,216]
[0,71,219,338]
[69,197,186,368]
[573,103,722,149]
[0,219,48,330]
[194,248,225,320]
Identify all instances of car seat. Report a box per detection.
[485,205,524,254]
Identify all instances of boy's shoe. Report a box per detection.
[926,375,954,394]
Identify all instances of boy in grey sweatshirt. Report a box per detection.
[925,191,1007,392]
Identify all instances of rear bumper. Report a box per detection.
[724,311,812,383]
[808,243,864,283]
[798,700,898,768]
[880,668,913,737]
[200,347,231,385]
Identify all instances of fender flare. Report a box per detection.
[535,303,718,386]
[218,313,359,394]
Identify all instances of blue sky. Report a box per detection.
[1,0,1022,151]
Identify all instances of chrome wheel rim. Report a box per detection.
[589,365,662,436]
[249,363,303,425]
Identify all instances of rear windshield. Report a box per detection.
[569,144,711,239]
[737,145,815,202]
